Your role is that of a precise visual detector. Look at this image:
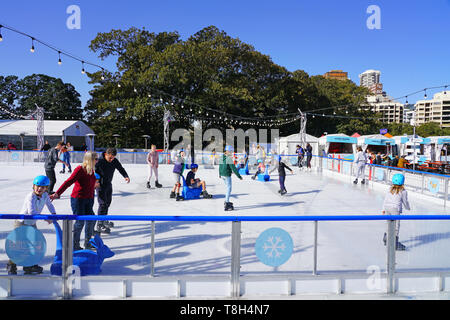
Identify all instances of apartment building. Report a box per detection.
[415,91,450,128]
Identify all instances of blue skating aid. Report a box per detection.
[257,165,270,182]
[238,162,250,175]
[181,175,203,200]
[50,222,114,276]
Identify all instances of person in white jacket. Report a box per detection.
[353,146,368,185]
[6,175,56,275]
[382,173,410,251]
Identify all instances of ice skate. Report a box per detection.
[59,170,65,174]
[224,202,234,211]
[7,262,17,275]
[23,265,43,275]
[361,179,366,185]
[146,181,151,189]
[176,194,184,201]
[280,189,287,195]
[105,220,114,228]
[201,190,213,199]
[155,181,162,188]
[170,191,176,199]
[353,179,358,184]
[96,221,111,234]
[396,236,406,251]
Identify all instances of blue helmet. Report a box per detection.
[190,163,199,169]
[95,173,101,180]
[278,156,282,162]
[33,175,50,187]
[225,145,234,152]
[257,159,263,163]
[392,174,405,186]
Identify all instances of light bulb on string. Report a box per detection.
[58,51,62,65]
[30,37,35,53]
[0,25,3,42]
[81,61,86,74]
[424,89,428,99]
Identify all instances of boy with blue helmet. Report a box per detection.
[186,164,213,199]
[382,174,410,251]
[6,175,57,275]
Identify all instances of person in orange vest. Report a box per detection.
[397,155,407,168]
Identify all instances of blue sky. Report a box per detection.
[1,0,449,107]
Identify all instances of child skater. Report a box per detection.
[146,144,162,189]
[170,149,186,201]
[276,156,294,195]
[219,145,243,211]
[251,159,266,180]
[6,175,56,275]
[382,174,410,251]
[186,164,213,199]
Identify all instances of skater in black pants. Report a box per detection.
[44,141,68,194]
[95,148,130,234]
[276,156,293,195]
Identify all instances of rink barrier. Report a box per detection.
[2,214,450,299]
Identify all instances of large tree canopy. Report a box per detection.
[0,74,83,120]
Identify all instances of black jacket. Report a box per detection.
[95,153,129,185]
[278,162,292,177]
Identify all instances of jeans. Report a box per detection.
[97,183,113,216]
[71,197,95,246]
[222,176,232,203]
[279,175,286,191]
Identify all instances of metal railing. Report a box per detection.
[1,214,450,299]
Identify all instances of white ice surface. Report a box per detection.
[1,162,450,281]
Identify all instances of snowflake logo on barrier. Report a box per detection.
[255,228,293,267]
[263,236,286,258]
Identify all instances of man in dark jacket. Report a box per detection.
[44,141,68,194]
[95,148,130,233]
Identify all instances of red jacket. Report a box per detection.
[56,165,97,199]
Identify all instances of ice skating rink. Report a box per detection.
[1,162,450,279]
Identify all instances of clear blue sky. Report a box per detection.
[1,0,449,108]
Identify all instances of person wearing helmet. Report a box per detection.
[251,158,267,180]
[186,164,212,199]
[6,175,57,275]
[219,145,243,211]
[382,173,410,251]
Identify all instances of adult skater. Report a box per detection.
[305,143,313,170]
[95,148,130,234]
[51,152,100,250]
[296,145,304,168]
[59,145,72,174]
[353,146,367,185]
[146,144,162,189]
[44,141,68,194]
[6,175,56,275]
[219,145,243,211]
[382,174,410,251]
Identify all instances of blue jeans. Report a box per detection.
[221,176,232,203]
[71,197,95,246]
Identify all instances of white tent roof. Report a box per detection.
[0,120,94,136]
[278,133,318,143]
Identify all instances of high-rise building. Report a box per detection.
[323,70,348,81]
[415,91,450,128]
[359,69,381,88]
[366,94,404,124]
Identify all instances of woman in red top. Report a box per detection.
[51,151,99,250]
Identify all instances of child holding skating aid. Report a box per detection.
[382,173,410,251]
[6,175,56,275]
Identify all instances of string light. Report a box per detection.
[0,25,3,42]
[30,37,35,53]
[58,51,62,65]
[81,61,86,74]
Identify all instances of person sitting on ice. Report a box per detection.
[251,159,266,180]
[186,164,212,199]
